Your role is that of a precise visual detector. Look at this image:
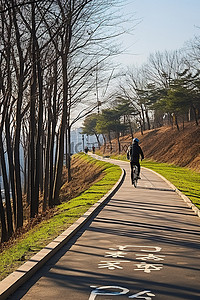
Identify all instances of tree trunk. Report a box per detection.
[43,111,51,211]
[117,131,121,154]
[102,134,106,154]
[139,119,143,135]
[49,61,58,208]
[5,114,17,226]
[14,118,23,228]
[52,50,68,205]
[49,125,57,208]
[0,188,8,242]
[141,106,146,131]
[192,105,199,126]
[65,125,68,168]
[94,133,101,149]
[67,125,72,182]
[30,2,38,218]
[24,152,27,195]
[0,134,13,238]
[11,0,24,228]
[35,40,43,210]
[108,132,112,153]
[145,109,151,130]
[174,114,180,131]
[26,144,31,205]
[128,119,134,139]
[53,124,65,205]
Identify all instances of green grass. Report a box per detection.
[108,153,200,209]
[0,154,122,280]
[141,160,200,209]
[1,153,199,280]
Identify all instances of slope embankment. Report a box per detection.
[110,122,200,172]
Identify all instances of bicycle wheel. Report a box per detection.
[132,165,138,188]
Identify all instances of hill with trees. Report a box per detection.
[108,122,200,172]
[82,41,200,172]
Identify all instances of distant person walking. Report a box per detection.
[127,138,144,183]
[92,145,95,154]
[84,146,89,154]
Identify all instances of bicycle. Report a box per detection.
[132,164,139,188]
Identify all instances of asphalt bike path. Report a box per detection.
[7,157,200,300]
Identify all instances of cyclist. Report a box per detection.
[127,138,144,183]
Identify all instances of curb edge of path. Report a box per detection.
[142,166,200,218]
[91,155,200,219]
[0,168,125,300]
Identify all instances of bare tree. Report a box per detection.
[0,0,128,243]
[144,50,186,88]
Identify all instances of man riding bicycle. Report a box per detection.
[127,138,144,184]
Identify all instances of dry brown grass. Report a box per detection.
[103,122,200,172]
[59,154,104,202]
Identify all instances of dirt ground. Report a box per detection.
[59,154,104,202]
[104,122,200,172]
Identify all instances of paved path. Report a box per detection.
[8,158,200,300]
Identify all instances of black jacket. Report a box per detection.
[127,142,144,163]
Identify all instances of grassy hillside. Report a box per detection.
[0,154,122,280]
[100,122,200,210]
[107,122,200,172]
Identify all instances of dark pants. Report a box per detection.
[130,161,140,182]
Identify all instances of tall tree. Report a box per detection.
[82,113,101,148]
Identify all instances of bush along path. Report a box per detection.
[0,153,122,281]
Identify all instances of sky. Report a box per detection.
[72,0,200,129]
[117,0,200,67]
